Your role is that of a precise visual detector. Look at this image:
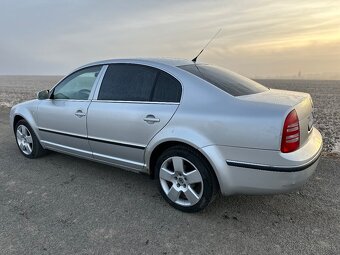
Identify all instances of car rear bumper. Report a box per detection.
[223,150,321,195]
[201,128,323,195]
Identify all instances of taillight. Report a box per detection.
[281,109,300,153]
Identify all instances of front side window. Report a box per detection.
[52,66,102,100]
[179,64,268,96]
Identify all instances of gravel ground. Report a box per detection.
[0,76,340,254]
[0,107,340,254]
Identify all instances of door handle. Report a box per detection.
[75,110,86,118]
[144,114,160,124]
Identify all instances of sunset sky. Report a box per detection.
[1,0,339,79]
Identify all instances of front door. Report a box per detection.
[36,65,103,158]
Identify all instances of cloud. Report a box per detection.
[0,0,339,78]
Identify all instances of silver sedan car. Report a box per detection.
[10,58,323,212]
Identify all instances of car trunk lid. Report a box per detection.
[238,89,314,149]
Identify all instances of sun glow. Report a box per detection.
[0,0,340,78]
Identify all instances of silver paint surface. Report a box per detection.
[9,58,323,195]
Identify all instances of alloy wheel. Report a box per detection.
[16,125,33,155]
[159,156,204,206]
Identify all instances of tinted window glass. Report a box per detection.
[179,64,268,96]
[98,64,158,101]
[152,71,182,102]
[53,66,102,100]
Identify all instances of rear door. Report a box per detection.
[87,64,182,171]
[36,65,103,158]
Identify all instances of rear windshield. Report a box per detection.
[179,64,268,96]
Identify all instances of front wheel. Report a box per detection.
[15,119,47,159]
[155,146,216,212]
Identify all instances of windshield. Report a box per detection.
[179,64,268,96]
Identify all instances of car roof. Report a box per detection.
[79,58,195,70]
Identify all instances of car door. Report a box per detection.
[36,65,104,158]
[87,64,182,171]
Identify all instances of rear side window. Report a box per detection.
[98,63,182,102]
[152,71,181,102]
[98,64,158,101]
[179,64,268,96]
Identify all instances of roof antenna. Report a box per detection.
[192,28,222,63]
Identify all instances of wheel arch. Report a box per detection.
[13,115,25,130]
[11,109,42,142]
[147,140,220,192]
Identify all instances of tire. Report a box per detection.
[15,119,47,159]
[155,145,217,213]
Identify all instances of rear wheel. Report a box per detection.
[15,119,47,158]
[155,146,216,212]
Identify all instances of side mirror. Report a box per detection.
[37,90,49,100]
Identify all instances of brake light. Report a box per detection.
[281,109,300,153]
